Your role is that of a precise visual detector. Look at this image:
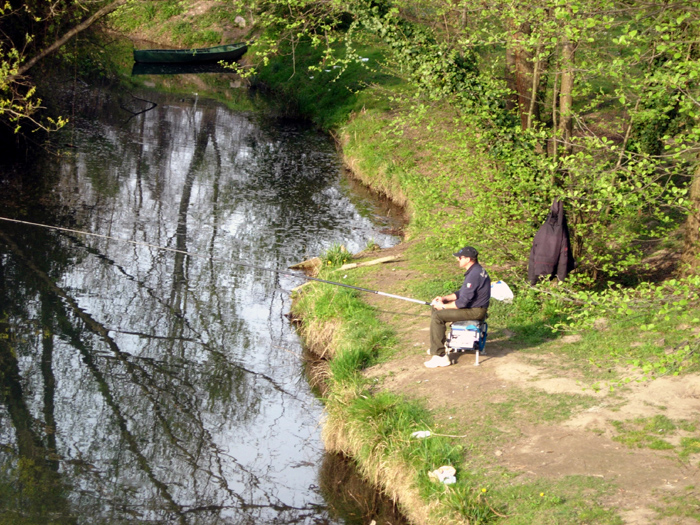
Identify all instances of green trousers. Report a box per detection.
[430,307,488,356]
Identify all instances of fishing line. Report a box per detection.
[0,216,430,306]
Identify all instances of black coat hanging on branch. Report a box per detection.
[528,199,576,285]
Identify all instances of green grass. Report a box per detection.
[656,488,700,521]
[321,243,352,268]
[341,391,500,523]
[493,476,624,525]
[293,272,395,386]
[489,388,598,424]
[108,1,225,47]
[611,415,700,456]
[108,2,159,32]
[545,305,700,385]
[255,39,401,130]
[206,3,246,26]
[157,0,185,21]
[679,437,700,460]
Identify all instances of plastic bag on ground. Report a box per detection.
[428,465,457,484]
[491,280,514,303]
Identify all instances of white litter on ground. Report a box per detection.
[428,465,457,484]
[491,280,514,302]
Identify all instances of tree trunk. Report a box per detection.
[681,163,700,274]
[508,21,540,129]
[558,39,575,154]
[526,43,543,130]
[549,71,559,157]
[505,46,519,113]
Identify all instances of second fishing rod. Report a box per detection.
[0,217,431,306]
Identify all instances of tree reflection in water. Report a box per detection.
[0,90,400,523]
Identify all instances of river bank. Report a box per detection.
[294,240,700,524]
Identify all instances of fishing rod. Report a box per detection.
[0,216,430,306]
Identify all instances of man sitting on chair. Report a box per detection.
[425,246,491,368]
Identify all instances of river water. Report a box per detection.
[0,89,405,523]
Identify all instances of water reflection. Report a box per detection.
[0,89,400,523]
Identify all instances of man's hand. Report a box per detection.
[431,297,450,310]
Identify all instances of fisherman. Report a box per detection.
[424,246,491,368]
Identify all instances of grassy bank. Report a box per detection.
[293,269,499,524]
[263,37,700,524]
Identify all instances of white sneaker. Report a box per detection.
[424,355,451,368]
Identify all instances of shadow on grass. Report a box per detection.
[319,452,410,525]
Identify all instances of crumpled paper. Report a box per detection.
[428,465,456,485]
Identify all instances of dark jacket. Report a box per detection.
[455,262,491,309]
[528,200,576,285]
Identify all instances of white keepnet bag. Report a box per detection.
[491,280,514,303]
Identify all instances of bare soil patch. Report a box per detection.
[354,243,700,524]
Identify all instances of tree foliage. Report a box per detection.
[246,0,700,279]
[0,0,126,133]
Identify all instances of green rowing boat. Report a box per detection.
[133,43,247,64]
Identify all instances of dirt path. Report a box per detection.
[354,244,700,524]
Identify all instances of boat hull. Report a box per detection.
[133,43,247,64]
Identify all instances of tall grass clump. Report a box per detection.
[292,274,394,385]
[292,258,497,522]
[327,390,499,523]
[320,243,352,268]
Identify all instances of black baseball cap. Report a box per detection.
[453,246,478,258]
